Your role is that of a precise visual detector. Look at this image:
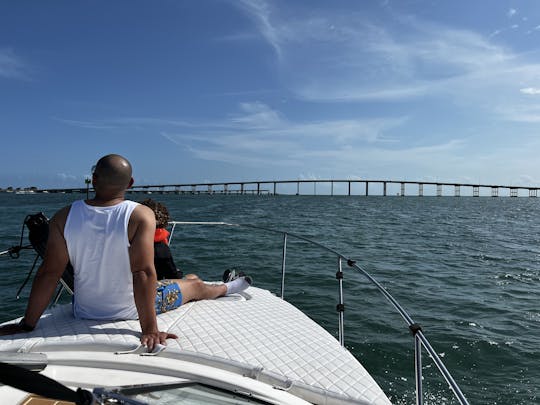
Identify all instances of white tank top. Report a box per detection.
[65,200,140,320]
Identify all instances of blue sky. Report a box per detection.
[2,0,540,189]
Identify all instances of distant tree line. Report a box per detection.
[0,186,38,193]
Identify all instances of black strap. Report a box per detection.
[409,323,423,336]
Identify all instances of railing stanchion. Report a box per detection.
[414,334,424,405]
[337,257,345,347]
[417,331,469,405]
[280,233,287,299]
[169,222,177,244]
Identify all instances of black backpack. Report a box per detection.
[24,213,74,294]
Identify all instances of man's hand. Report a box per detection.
[0,322,28,336]
[141,331,178,352]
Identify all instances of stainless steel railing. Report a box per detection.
[169,221,470,405]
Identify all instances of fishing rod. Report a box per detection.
[0,213,51,298]
[0,213,39,259]
[0,245,33,258]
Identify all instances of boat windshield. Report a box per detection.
[98,381,272,404]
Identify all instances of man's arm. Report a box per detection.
[128,205,177,349]
[0,207,70,335]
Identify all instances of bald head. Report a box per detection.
[93,154,133,191]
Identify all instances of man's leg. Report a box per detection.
[167,276,251,305]
[174,278,227,305]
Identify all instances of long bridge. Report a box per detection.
[37,179,540,197]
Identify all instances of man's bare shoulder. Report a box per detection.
[128,204,156,242]
[131,204,155,223]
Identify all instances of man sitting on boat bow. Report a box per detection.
[0,154,251,351]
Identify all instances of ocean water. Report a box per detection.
[0,193,538,404]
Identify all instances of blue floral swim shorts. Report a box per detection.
[155,280,183,314]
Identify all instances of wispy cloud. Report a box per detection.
[0,48,27,79]
[54,116,204,130]
[112,117,200,129]
[230,101,285,128]
[230,0,540,132]
[497,104,540,122]
[53,99,471,178]
[520,87,540,95]
[51,98,536,184]
[235,0,283,58]
[53,117,119,130]
[161,101,412,169]
[56,173,77,182]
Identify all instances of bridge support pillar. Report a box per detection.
[473,186,479,197]
[383,182,387,196]
[348,181,351,196]
[454,185,460,197]
[331,181,334,196]
[491,187,499,197]
[365,182,369,196]
[273,182,277,195]
[400,182,405,197]
[510,188,518,197]
[418,184,423,197]
[436,184,442,197]
[240,183,244,194]
[530,189,538,197]
[191,185,196,194]
[257,183,261,195]
[296,182,300,195]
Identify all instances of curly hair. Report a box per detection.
[140,198,170,228]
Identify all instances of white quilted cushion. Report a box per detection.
[0,287,390,404]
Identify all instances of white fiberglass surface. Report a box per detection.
[123,383,272,404]
[40,365,184,388]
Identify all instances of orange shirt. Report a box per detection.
[154,228,170,245]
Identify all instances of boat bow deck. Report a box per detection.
[0,286,391,404]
